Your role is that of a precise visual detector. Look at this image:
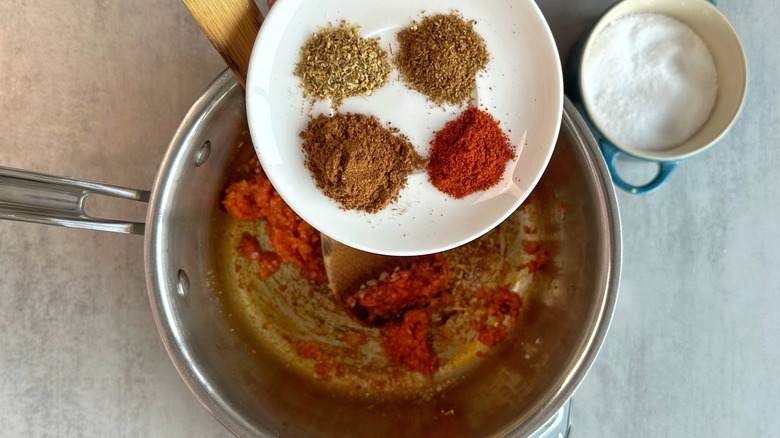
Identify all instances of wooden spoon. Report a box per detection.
[320,235,434,302]
[182,0,261,87]
[183,0,413,300]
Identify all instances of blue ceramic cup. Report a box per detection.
[568,0,746,194]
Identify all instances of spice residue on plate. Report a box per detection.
[582,13,717,151]
[300,113,422,213]
[427,107,515,199]
[294,20,391,106]
[395,12,489,105]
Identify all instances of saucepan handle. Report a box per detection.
[599,140,679,195]
[0,166,149,235]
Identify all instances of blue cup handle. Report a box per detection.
[600,139,679,195]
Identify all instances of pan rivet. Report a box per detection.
[177,269,190,297]
[193,141,211,167]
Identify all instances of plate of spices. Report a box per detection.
[246,0,563,256]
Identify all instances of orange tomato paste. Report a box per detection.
[471,287,522,346]
[223,173,326,283]
[347,255,449,325]
[238,233,281,280]
[296,341,332,379]
[380,309,438,378]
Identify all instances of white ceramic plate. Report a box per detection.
[246,0,562,256]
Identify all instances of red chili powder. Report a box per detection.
[427,107,515,199]
[380,309,438,378]
[471,287,522,347]
[223,173,326,283]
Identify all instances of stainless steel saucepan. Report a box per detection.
[0,70,620,437]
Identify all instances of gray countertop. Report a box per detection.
[0,1,777,436]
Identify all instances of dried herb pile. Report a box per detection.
[294,21,391,106]
[300,113,420,213]
[395,13,489,105]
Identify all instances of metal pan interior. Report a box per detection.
[145,71,620,438]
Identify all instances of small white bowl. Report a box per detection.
[246,0,562,255]
[574,0,747,194]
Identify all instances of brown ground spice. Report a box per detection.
[300,113,420,213]
[395,13,489,105]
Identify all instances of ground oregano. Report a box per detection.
[294,21,391,106]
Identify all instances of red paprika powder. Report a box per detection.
[427,107,515,199]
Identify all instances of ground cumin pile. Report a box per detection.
[395,13,489,105]
[300,113,419,213]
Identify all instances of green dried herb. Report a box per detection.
[294,21,391,106]
[395,13,489,106]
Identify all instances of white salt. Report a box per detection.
[582,13,718,152]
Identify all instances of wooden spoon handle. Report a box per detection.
[182,0,262,87]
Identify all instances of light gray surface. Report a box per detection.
[0,1,777,437]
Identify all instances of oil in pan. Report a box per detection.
[210,138,560,400]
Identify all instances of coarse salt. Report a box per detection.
[583,13,718,152]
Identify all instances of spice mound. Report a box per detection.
[300,113,420,213]
[294,21,391,106]
[395,13,489,106]
[427,107,515,199]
